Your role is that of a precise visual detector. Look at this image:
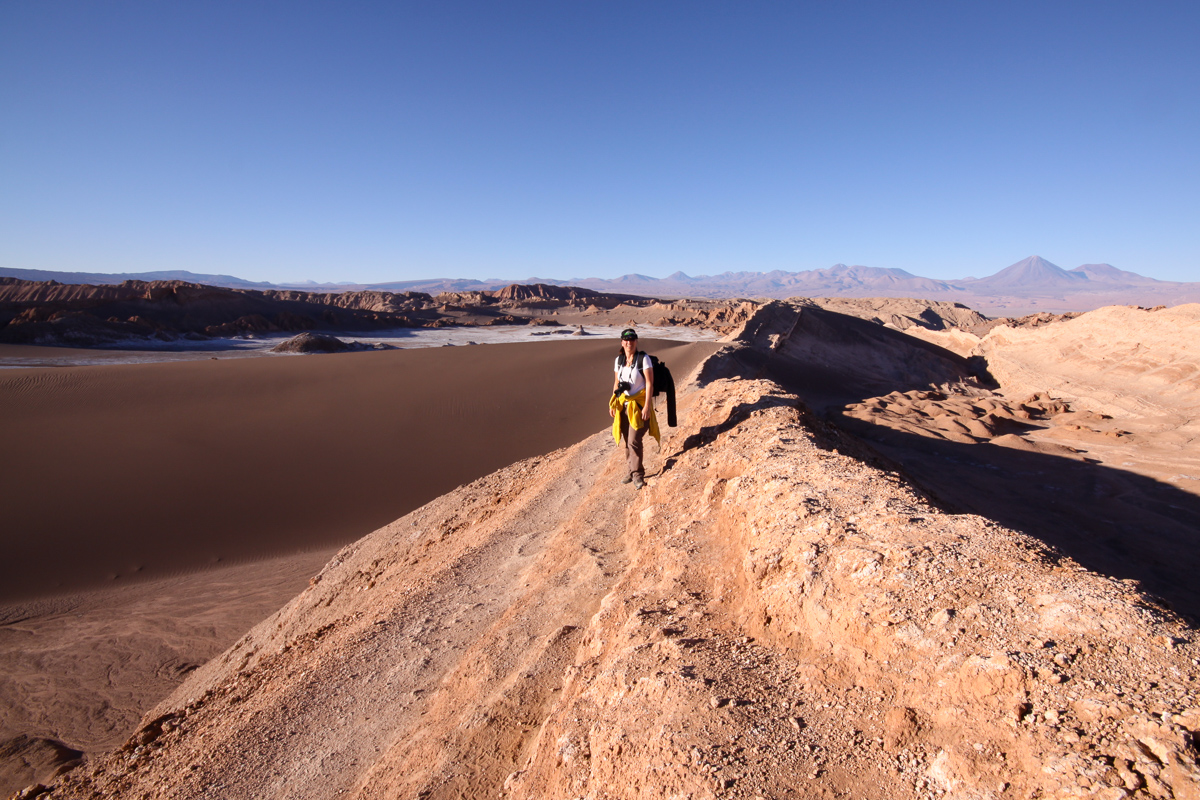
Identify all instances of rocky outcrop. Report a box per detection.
[0,308,189,347]
[44,323,1200,799]
[972,310,1084,337]
[269,333,397,354]
[806,296,990,333]
[490,283,605,304]
[0,279,433,345]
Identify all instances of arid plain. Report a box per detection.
[2,286,1199,799]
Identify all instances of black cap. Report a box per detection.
[620,328,638,340]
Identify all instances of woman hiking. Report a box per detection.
[608,328,659,489]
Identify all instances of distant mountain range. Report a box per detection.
[0,267,275,290]
[3,256,1197,315]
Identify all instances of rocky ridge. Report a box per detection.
[34,307,1200,800]
[0,278,754,347]
[802,297,991,334]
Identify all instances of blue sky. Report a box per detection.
[2,2,1198,284]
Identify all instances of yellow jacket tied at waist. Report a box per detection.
[610,389,660,445]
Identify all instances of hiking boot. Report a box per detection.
[621,474,633,484]
[633,475,645,490]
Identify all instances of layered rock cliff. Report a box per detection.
[0,277,755,346]
[37,306,1200,800]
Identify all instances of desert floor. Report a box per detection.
[0,337,719,794]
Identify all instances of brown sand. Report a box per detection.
[0,344,159,365]
[1,338,717,602]
[0,551,331,793]
[0,337,718,795]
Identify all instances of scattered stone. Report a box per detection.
[12,785,49,800]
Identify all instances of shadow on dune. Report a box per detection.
[826,417,1200,624]
[692,302,1200,624]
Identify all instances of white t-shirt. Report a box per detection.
[614,353,653,396]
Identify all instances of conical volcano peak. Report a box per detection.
[1006,255,1066,275]
[968,255,1086,289]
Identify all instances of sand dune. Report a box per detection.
[0,551,331,793]
[1,338,718,602]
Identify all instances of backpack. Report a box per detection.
[617,351,677,427]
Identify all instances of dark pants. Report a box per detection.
[618,407,647,478]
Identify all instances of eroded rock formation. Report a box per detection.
[0,278,757,346]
